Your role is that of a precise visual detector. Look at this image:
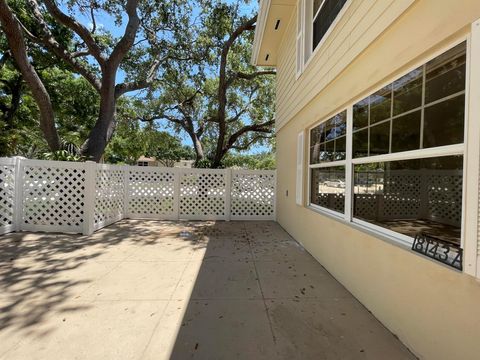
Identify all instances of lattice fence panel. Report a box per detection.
[94,166,125,230]
[0,160,15,234]
[427,171,463,226]
[382,171,422,220]
[179,170,226,219]
[231,171,275,219]
[127,168,176,219]
[21,162,86,233]
[354,194,377,220]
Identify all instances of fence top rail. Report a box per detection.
[126,164,177,172]
[21,158,89,169]
[0,157,17,166]
[231,169,276,175]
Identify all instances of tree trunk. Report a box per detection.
[0,0,60,152]
[80,73,117,162]
[189,132,204,166]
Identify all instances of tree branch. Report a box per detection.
[0,0,60,150]
[25,0,101,91]
[225,119,274,152]
[42,0,105,65]
[108,0,140,70]
[227,70,276,86]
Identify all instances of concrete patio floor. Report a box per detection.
[0,220,415,359]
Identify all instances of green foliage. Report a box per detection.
[104,110,194,166]
[222,152,276,170]
[42,150,84,162]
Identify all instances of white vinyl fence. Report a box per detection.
[0,157,276,236]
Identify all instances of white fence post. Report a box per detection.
[225,168,232,221]
[13,156,24,231]
[173,168,181,220]
[83,161,96,235]
[123,165,129,219]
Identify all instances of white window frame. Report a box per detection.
[297,0,352,76]
[306,35,475,268]
[307,109,349,218]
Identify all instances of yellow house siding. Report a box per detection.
[273,0,480,358]
[276,0,416,130]
[276,115,480,360]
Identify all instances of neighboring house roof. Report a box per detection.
[137,156,156,162]
[251,0,295,66]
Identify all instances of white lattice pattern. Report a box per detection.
[180,170,226,219]
[383,172,422,219]
[127,168,175,218]
[427,172,463,226]
[354,194,377,219]
[231,172,275,219]
[94,166,125,229]
[0,161,15,232]
[21,162,86,232]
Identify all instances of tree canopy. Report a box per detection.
[0,0,276,169]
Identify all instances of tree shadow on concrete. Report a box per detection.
[0,220,202,338]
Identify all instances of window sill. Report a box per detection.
[306,205,463,273]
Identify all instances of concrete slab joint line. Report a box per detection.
[0,220,414,360]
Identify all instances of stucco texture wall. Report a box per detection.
[275,0,480,359]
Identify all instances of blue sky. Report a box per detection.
[65,1,268,154]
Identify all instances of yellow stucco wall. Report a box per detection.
[275,0,480,359]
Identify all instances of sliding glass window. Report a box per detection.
[308,41,467,247]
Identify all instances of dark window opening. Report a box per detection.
[313,0,348,50]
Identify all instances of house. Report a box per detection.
[252,0,480,359]
[136,156,159,167]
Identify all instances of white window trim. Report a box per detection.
[305,35,476,274]
[297,0,353,75]
[296,0,305,78]
[463,19,480,277]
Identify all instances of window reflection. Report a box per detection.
[423,95,465,148]
[353,156,463,245]
[393,67,423,116]
[370,85,392,124]
[369,121,390,156]
[310,111,347,164]
[353,98,368,130]
[425,42,466,104]
[310,166,345,213]
[351,41,466,159]
[391,111,421,153]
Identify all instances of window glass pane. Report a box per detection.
[423,94,465,148]
[393,67,423,116]
[312,0,347,49]
[370,85,392,124]
[391,110,421,153]
[310,166,345,213]
[309,124,324,164]
[313,0,324,15]
[324,140,335,162]
[353,97,369,130]
[353,156,463,245]
[335,136,346,161]
[310,111,346,164]
[325,118,337,141]
[333,110,347,137]
[310,142,324,164]
[425,42,466,104]
[353,129,368,158]
[369,121,390,156]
